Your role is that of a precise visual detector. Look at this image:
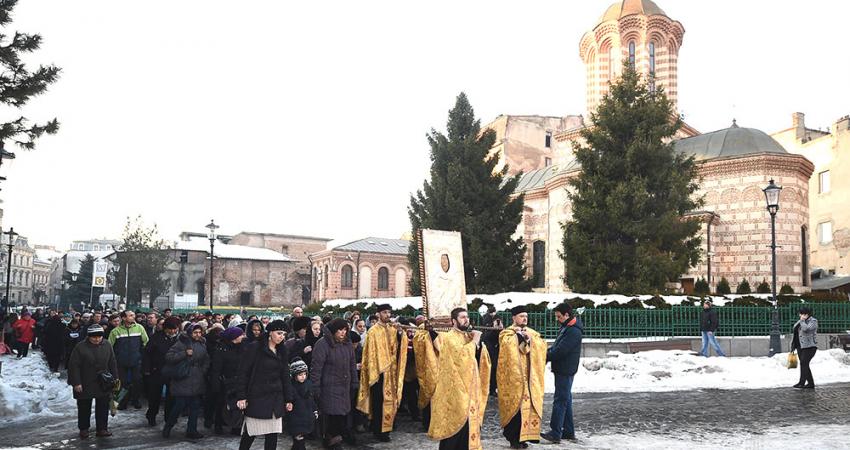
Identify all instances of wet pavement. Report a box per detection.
[3,383,849,449]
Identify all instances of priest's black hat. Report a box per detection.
[510,305,528,316]
[375,304,392,313]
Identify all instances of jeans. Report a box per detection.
[548,374,574,438]
[117,365,141,406]
[166,395,202,433]
[77,397,110,431]
[700,331,726,357]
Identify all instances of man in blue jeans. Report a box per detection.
[699,299,726,357]
[541,302,583,444]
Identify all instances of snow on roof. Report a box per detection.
[321,292,779,311]
[176,237,294,262]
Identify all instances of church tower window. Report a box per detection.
[545,131,552,148]
[628,41,635,68]
[649,42,656,75]
[608,46,617,80]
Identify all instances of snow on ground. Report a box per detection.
[544,349,850,393]
[549,424,850,449]
[0,352,75,422]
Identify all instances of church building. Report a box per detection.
[487,0,815,294]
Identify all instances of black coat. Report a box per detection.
[547,318,584,376]
[700,307,719,332]
[42,317,67,357]
[142,331,179,375]
[286,379,317,436]
[209,340,243,393]
[165,334,210,397]
[236,340,295,419]
[309,329,358,416]
[67,339,119,400]
[64,326,85,366]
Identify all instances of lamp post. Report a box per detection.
[206,220,219,312]
[3,227,17,314]
[763,179,782,356]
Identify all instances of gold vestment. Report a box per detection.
[412,327,439,409]
[497,326,546,442]
[356,322,409,432]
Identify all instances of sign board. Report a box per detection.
[92,261,108,288]
[418,229,467,324]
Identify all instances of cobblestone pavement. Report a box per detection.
[3,383,849,449]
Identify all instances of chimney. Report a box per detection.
[792,112,806,141]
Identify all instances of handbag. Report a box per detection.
[97,370,117,392]
[787,350,798,369]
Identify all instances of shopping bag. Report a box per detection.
[787,351,798,369]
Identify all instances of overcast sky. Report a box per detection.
[3,0,849,251]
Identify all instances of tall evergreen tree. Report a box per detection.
[62,254,102,311]
[112,216,171,308]
[562,64,702,294]
[0,0,60,150]
[408,93,528,295]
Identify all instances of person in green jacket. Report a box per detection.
[108,310,149,409]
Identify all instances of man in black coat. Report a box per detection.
[541,303,583,444]
[142,317,181,426]
[479,306,503,395]
[699,299,726,357]
[42,313,68,372]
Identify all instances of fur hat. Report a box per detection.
[267,319,287,333]
[327,318,350,334]
[291,316,311,333]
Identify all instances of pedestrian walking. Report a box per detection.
[162,324,210,439]
[541,302,583,444]
[142,316,181,426]
[64,319,85,369]
[12,311,36,358]
[209,326,246,435]
[67,324,119,439]
[42,313,68,372]
[287,359,317,450]
[311,318,359,448]
[235,319,294,450]
[792,306,818,389]
[108,310,149,410]
[699,299,726,357]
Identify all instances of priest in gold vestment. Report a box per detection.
[497,305,547,449]
[356,304,408,442]
[412,317,439,430]
[427,307,491,450]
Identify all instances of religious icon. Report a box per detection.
[440,254,450,273]
[418,229,467,323]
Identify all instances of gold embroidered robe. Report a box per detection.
[412,327,439,410]
[427,329,491,450]
[497,326,546,442]
[356,322,408,432]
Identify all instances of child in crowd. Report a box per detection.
[287,359,317,450]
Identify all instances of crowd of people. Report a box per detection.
[0,301,820,449]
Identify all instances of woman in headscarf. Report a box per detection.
[235,319,294,450]
[310,318,359,449]
[245,319,265,344]
[209,327,246,435]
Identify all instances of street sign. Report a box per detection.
[92,261,108,288]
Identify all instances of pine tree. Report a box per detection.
[716,277,731,295]
[694,277,710,296]
[112,216,171,308]
[756,279,771,294]
[562,63,703,294]
[62,254,102,311]
[736,279,751,295]
[0,0,60,151]
[408,93,528,295]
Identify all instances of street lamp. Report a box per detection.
[763,179,782,356]
[3,227,17,314]
[206,220,219,311]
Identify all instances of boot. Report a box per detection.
[162,423,173,438]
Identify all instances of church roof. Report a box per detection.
[334,237,410,255]
[673,121,788,161]
[598,0,667,24]
[514,164,563,192]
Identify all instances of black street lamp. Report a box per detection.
[3,227,17,314]
[763,179,782,356]
[206,220,219,312]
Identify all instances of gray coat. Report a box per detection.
[309,328,358,415]
[793,317,818,350]
[165,334,210,396]
[67,338,119,400]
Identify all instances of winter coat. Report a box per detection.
[209,340,243,394]
[792,317,818,351]
[309,329,358,415]
[700,307,720,332]
[245,320,265,344]
[285,336,308,364]
[142,330,179,375]
[286,378,317,436]
[12,317,36,344]
[547,317,584,376]
[67,338,119,400]
[42,317,67,357]
[108,323,149,368]
[165,334,210,397]
[236,339,295,419]
[65,326,85,366]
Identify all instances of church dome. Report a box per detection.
[674,121,788,161]
[598,0,668,24]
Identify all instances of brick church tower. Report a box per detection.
[579,0,685,115]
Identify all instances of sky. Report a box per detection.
[2,0,849,251]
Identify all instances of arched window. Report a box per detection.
[649,42,656,74]
[628,41,635,68]
[608,46,617,80]
[378,267,389,290]
[323,265,329,289]
[341,265,353,289]
[533,241,546,288]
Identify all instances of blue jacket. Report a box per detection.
[546,317,583,376]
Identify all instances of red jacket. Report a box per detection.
[13,317,36,344]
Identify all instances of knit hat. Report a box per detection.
[221,327,244,341]
[228,315,244,329]
[267,319,287,333]
[289,359,308,376]
[327,318,349,334]
[87,324,105,337]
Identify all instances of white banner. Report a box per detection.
[92,261,108,288]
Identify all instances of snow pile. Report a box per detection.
[322,292,779,312]
[543,348,850,393]
[0,353,75,421]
